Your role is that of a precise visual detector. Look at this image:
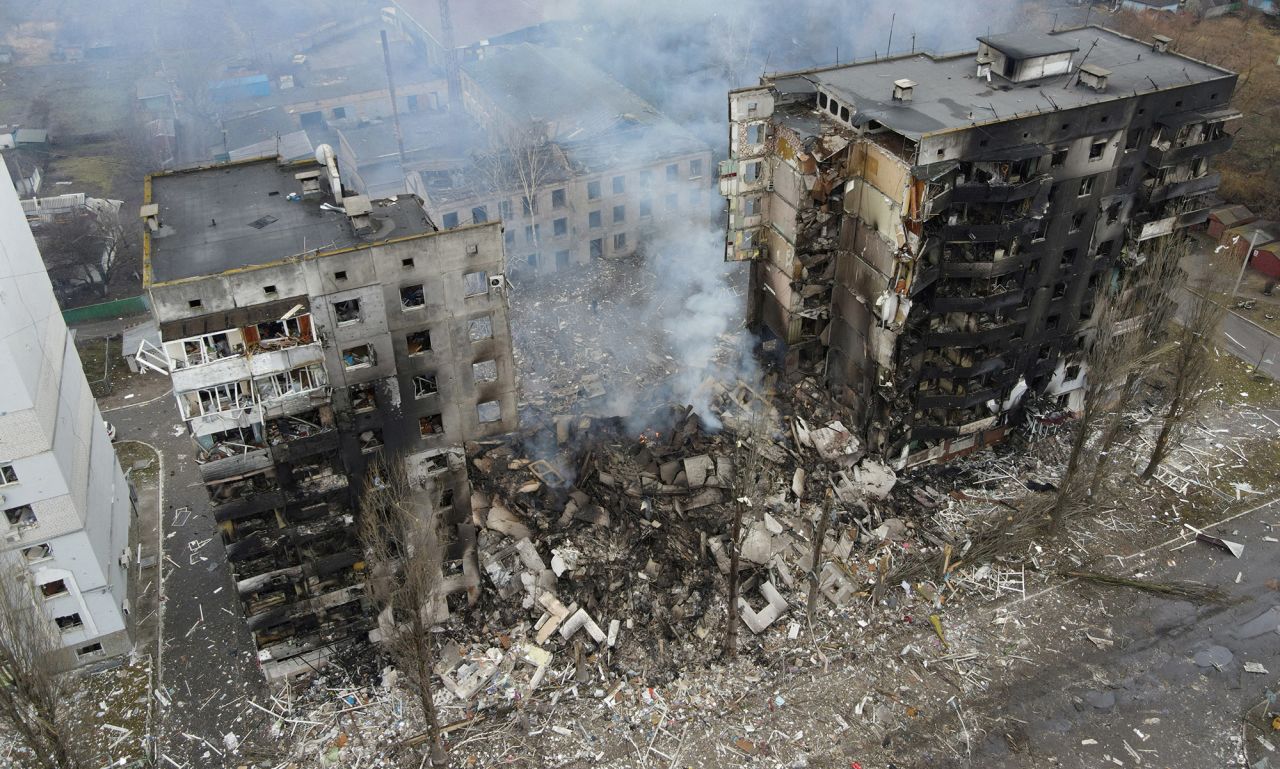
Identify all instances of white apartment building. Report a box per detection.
[0,163,133,667]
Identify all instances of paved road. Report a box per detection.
[1220,308,1279,380]
[110,385,264,767]
[955,499,1280,768]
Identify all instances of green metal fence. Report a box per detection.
[62,295,150,325]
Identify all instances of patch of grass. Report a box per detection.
[76,336,146,398]
[114,441,159,486]
[66,657,153,767]
[1205,344,1280,408]
[47,143,129,198]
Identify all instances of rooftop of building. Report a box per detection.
[765,26,1235,141]
[394,0,561,48]
[145,157,435,285]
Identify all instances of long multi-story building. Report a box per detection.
[723,27,1238,467]
[1,163,133,669]
[136,150,516,677]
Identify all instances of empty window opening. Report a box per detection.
[342,344,375,369]
[1096,239,1114,258]
[1066,364,1082,380]
[554,217,568,236]
[477,400,502,423]
[551,188,566,209]
[413,374,438,398]
[263,284,278,296]
[1051,147,1069,168]
[1078,176,1096,196]
[256,364,325,400]
[442,212,459,228]
[1106,202,1122,225]
[587,180,601,200]
[590,239,604,260]
[419,414,444,437]
[402,257,414,268]
[472,205,488,223]
[55,613,83,631]
[23,544,51,562]
[41,579,68,598]
[401,284,425,310]
[1089,139,1107,160]
[334,270,348,281]
[439,487,455,509]
[406,330,432,355]
[1070,211,1086,232]
[349,382,376,411]
[334,299,361,324]
[473,360,498,383]
[359,429,384,454]
[743,161,761,183]
[690,159,703,178]
[469,315,493,341]
[6,504,37,527]
[614,233,627,251]
[746,123,763,144]
[463,272,488,296]
[0,464,17,485]
[1125,128,1143,150]
[1117,167,1133,187]
[1053,282,1068,298]
[524,223,540,242]
[188,299,202,309]
[840,105,850,122]
[76,643,104,659]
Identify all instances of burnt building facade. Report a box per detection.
[138,151,516,677]
[723,27,1237,467]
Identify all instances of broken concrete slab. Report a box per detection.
[739,580,789,634]
[683,455,714,488]
[486,503,532,541]
[740,522,774,565]
[853,458,897,499]
[560,607,607,644]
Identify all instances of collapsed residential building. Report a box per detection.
[723,27,1238,467]
[136,148,517,677]
[1,163,134,670]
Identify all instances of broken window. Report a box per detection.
[263,284,278,297]
[551,188,566,209]
[442,212,459,228]
[468,315,493,341]
[1070,211,1086,232]
[1053,282,1067,298]
[1089,139,1107,161]
[666,163,679,182]
[406,329,432,355]
[1116,166,1133,187]
[613,232,627,251]
[587,180,601,200]
[472,205,488,223]
[342,344,375,369]
[413,374,438,398]
[690,159,703,178]
[743,196,761,216]
[1078,175,1096,197]
[439,486,455,509]
[23,543,50,561]
[588,210,602,228]
[185,382,253,418]
[743,161,761,183]
[613,204,625,223]
[359,429,384,454]
[188,299,202,309]
[6,504,36,527]
[0,464,17,485]
[1096,239,1114,258]
[499,200,514,220]
[553,217,568,237]
[349,382,376,411]
[1066,364,1082,380]
[555,250,570,269]
[1045,314,1060,331]
[590,239,603,260]
[334,299,360,324]
[1050,147,1069,168]
[400,284,425,310]
[746,123,763,144]
[254,315,309,344]
[1060,248,1078,270]
[1125,127,1143,150]
[41,580,68,598]
[472,359,498,383]
[402,257,415,268]
[612,175,625,195]
[463,271,488,297]
[55,613,83,631]
[419,414,444,437]
[1106,202,1122,225]
[76,643,104,659]
[257,364,325,400]
[477,400,502,424]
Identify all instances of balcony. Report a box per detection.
[1146,172,1220,205]
[213,489,285,524]
[939,218,1038,243]
[939,251,1034,279]
[916,387,999,410]
[199,447,272,484]
[950,176,1049,205]
[918,353,1007,381]
[932,288,1024,313]
[923,321,1020,347]
[1144,135,1234,168]
[270,428,340,464]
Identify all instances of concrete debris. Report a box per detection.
[739,580,789,634]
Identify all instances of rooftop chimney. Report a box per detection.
[1152,34,1172,54]
[294,169,323,199]
[1077,63,1110,92]
[892,78,917,102]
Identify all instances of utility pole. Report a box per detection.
[380,30,408,168]
[438,0,463,112]
[1230,229,1260,301]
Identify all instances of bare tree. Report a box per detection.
[1139,279,1226,480]
[471,123,565,275]
[0,557,88,769]
[805,489,833,623]
[359,456,449,767]
[723,414,772,659]
[1087,230,1189,498]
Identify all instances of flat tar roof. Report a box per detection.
[147,158,434,284]
[787,26,1233,141]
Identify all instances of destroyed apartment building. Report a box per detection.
[723,27,1239,467]
[135,147,517,677]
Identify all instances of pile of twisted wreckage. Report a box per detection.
[424,372,907,709]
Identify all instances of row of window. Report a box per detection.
[442,163,706,229]
[331,274,490,326]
